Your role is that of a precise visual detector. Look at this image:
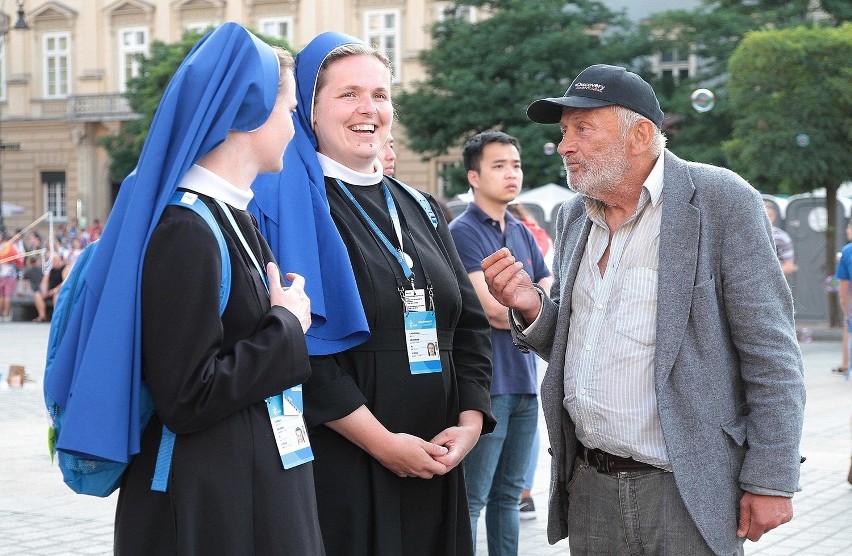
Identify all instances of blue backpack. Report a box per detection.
[45,192,231,497]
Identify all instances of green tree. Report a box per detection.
[640,0,849,170]
[99,31,205,182]
[100,29,291,182]
[396,0,645,195]
[725,24,851,324]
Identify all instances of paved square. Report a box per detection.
[1,323,850,555]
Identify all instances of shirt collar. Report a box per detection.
[318,153,384,186]
[178,164,253,209]
[466,202,521,227]
[645,153,665,207]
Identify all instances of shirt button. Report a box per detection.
[597,303,604,310]
[581,388,587,395]
[585,344,592,351]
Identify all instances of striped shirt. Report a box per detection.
[772,226,794,263]
[564,154,670,469]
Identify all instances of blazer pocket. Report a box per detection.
[691,276,723,356]
[721,415,747,447]
[693,276,716,301]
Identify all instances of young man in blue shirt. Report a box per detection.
[834,230,852,485]
[450,131,552,555]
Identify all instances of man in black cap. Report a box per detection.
[481,64,805,555]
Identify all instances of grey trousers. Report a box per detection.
[566,459,744,556]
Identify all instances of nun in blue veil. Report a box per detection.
[45,23,324,555]
[250,33,493,556]
[250,32,370,355]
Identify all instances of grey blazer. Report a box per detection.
[513,150,805,555]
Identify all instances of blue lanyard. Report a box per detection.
[335,179,414,281]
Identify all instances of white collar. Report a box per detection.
[178,165,254,209]
[643,153,665,207]
[317,153,383,186]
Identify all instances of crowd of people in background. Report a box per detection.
[0,217,103,322]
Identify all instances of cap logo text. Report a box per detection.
[573,82,605,93]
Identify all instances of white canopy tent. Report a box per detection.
[1,201,25,217]
[514,183,575,218]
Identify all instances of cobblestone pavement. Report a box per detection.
[1,322,850,555]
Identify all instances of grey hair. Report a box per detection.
[611,105,666,157]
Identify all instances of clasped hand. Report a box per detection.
[266,263,312,333]
[429,415,483,471]
[377,418,482,479]
[376,433,449,479]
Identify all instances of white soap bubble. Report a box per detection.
[543,142,556,156]
[795,133,810,148]
[690,89,715,113]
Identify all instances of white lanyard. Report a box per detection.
[213,199,314,468]
[214,199,268,293]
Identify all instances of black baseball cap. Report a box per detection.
[527,64,664,127]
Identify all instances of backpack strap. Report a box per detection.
[167,191,232,313]
[150,191,232,492]
[384,176,439,230]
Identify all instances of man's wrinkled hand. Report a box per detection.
[481,248,541,324]
[737,492,793,542]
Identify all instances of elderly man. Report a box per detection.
[482,64,805,555]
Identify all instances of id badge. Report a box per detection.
[404,310,442,374]
[265,385,314,469]
[403,288,427,312]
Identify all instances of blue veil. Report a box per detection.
[250,32,370,356]
[43,22,280,463]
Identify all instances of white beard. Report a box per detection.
[564,140,630,201]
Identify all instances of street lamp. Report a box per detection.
[0,0,28,233]
[13,0,27,30]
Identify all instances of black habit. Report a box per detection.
[114,193,325,555]
[304,177,494,556]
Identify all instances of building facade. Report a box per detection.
[0,0,693,234]
[0,0,481,233]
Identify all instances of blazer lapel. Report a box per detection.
[655,152,700,382]
[558,212,592,321]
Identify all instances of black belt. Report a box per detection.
[576,442,661,475]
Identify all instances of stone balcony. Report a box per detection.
[66,93,137,121]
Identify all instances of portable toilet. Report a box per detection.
[784,192,852,321]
